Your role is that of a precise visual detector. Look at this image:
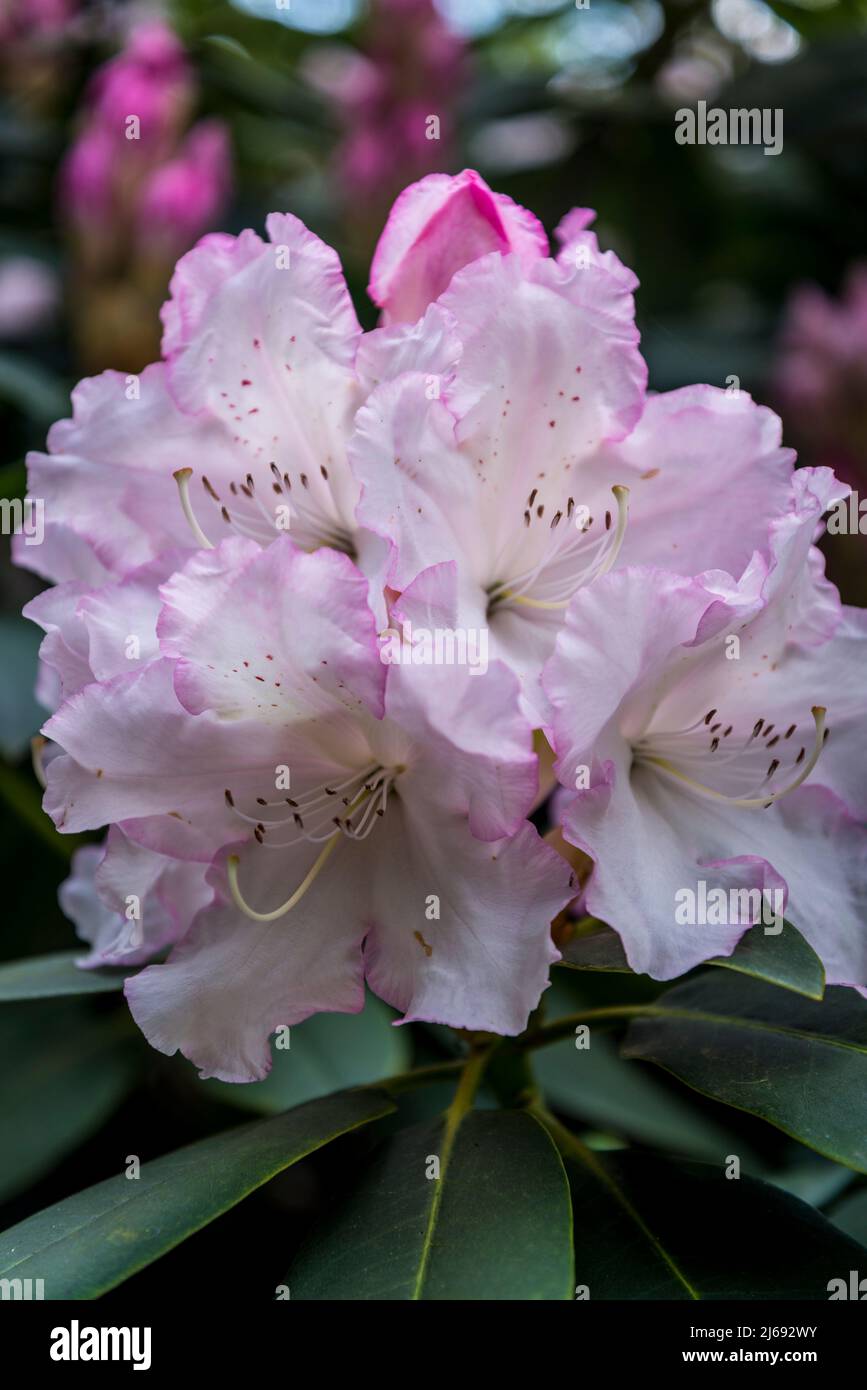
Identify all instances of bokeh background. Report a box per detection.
[1,0,866,1299]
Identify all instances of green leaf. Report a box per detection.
[709,920,825,999]
[559,926,632,973]
[0,1001,139,1204]
[0,951,133,1000]
[560,920,825,999]
[200,993,410,1114]
[0,1088,395,1299]
[289,1110,574,1300]
[558,1140,867,1299]
[534,979,747,1163]
[623,973,867,1172]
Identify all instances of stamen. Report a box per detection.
[178,458,356,557]
[642,706,826,809]
[173,469,215,550]
[498,485,630,610]
[229,762,403,854]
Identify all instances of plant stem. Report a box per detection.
[520,1003,666,1050]
[374,1058,464,1097]
[442,1045,493,1137]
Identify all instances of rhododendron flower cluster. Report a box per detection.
[59,20,231,371]
[18,169,867,1083]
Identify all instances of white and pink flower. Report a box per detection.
[44,544,572,1079]
[544,469,867,986]
[18,169,866,1078]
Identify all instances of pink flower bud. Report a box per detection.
[369,169,549,324]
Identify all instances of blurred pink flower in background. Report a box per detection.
[87,19,193,151]
[0,257,58,337]
[59,20,224,260]
[0,0,77,43]
[0,0,81,110]
[773,266,867,489]
[137,120,232,262]
[58,19,231,370]
[307,0,466,248]
[58,123,116,245]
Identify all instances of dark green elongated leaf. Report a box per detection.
[201,993,409,1114]
[623,973,867,1172]
[0,1088,394,1299]
[709,921,825,999]
[534,979,748,1164]
[535,1033,751,1164]
[0,951,134,1000]
[557,1140,867,1300]
[289,1110,573,1300]
[0,1001,139,1204]
[560,920,825,999]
